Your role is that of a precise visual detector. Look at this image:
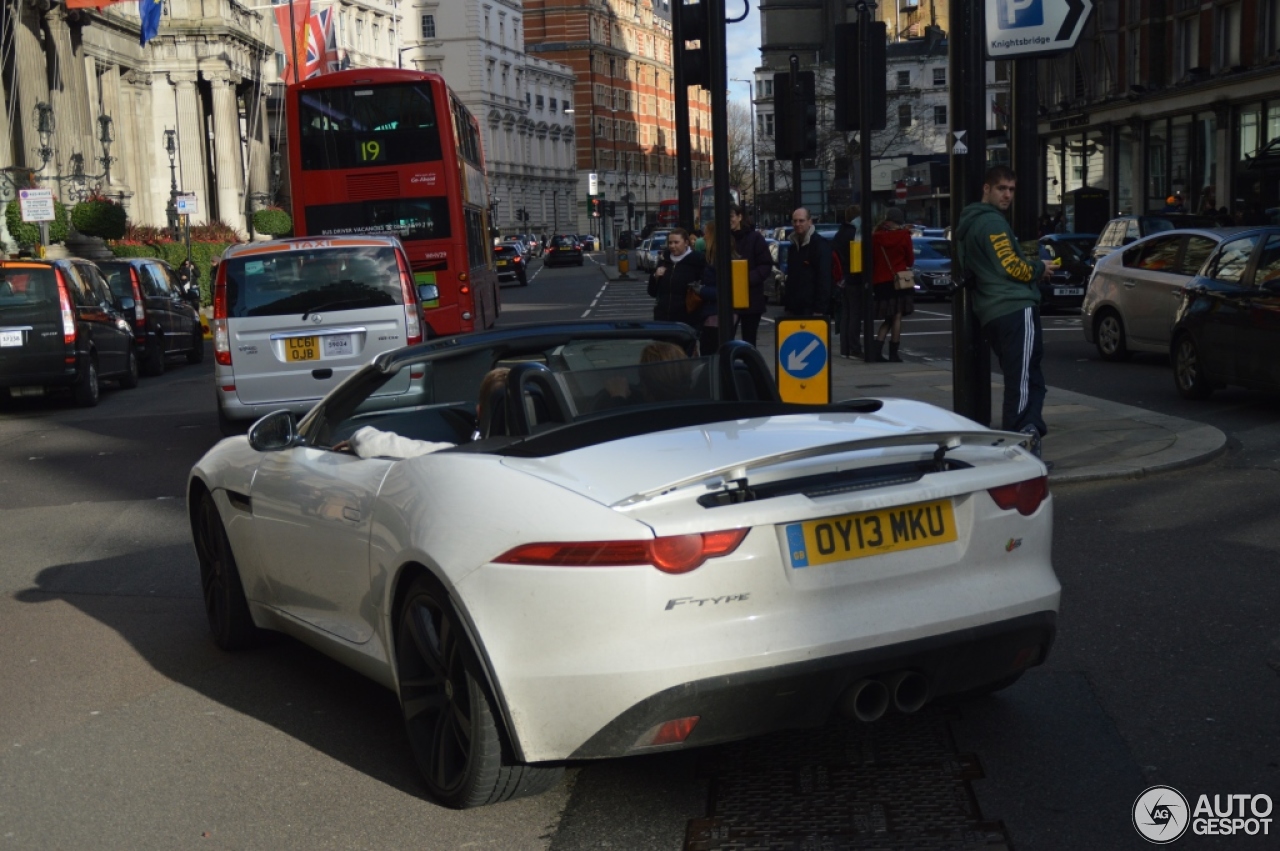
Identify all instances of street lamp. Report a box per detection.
[164,129,180,240]
[732,78,756,217]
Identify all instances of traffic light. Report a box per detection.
[675,0,713,90]
[590,198,601,218]
[833,22,887,132]
[773,70,816,160]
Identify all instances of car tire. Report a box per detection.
[396,574,563,809]
[194,490,263,651]
[520,275,528,287]
[142,338,166,376]
[1093,310,1131,362]
[1173,333,1213,399]
[187,328,205,364]
[73,356,100,408]
[119,347,140,389]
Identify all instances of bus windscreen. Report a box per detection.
[298,83,443,170]
[305,198,453,241]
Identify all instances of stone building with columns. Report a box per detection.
[1,0,276,243]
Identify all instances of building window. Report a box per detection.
[536,95,544,109]
[1175,15,1200,78]
[1263,0,1280,57]
[1216,3,1242,70]
[898,104,912,127]
[933,67,946,86]
[896,71,910,89]
[933,105,947,125]
[549,98,557,113]
[420,13,435,39]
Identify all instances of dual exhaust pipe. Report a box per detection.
[837,670,930,723]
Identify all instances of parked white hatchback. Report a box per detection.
[1081,227,1243,361]
[212,236,424,434]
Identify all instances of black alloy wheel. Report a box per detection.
[119,348,140,389]
[73,357,100,407]
[193,491,262,650]
[1173,333,1214,399]
[395,575,562,809]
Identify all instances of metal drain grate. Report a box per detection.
[684,707,1010,851]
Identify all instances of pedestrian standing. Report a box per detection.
[953,165,1053,458]
[782,207,832,318]
[870,207,914,362]
[694,221,732,356]
[729,204,772,347]
[647,228,707,340]
[831,205,862,357]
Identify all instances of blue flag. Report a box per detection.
[140,0,163,46]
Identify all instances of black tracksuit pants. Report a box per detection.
[984,306,1047,437]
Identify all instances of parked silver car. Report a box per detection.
[1081,227,1243,361]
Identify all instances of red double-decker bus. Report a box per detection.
[285,69,498,337]
[657,199,678,227]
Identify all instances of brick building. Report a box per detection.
[524,0,714,237]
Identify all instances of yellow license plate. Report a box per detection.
[785,499,957,568]
[285,336,319,362]
[497,260,508,267]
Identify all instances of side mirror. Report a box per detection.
[417,283,439,304]
[247,410,296,451]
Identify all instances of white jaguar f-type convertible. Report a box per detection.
[188,321,1059,809]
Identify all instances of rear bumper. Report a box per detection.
[569,610,1056,759]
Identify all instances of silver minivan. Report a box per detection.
[212,236,425,434]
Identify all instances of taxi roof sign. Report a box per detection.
[775,318,831,404]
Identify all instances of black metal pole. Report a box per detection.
[858,4,876,362]
[1012,58,1039,241]
[707,0,736,347]
[673,1,694,230]
[949,0,990,425]
[789,54,802,210]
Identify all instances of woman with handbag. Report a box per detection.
[647,229,707,346]
[870,206,915,362]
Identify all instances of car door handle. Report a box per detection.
[342,506,361,522]
[1121,280,1137,288]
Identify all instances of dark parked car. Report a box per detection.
[910,237,952,299]
[1092,213,1213,263]
[98,258,203,375]
[0,258,138,406]
[1037,233,1098,311]
[493,244,528,286]
[545,234,585,267]
[1170,227,1280,399]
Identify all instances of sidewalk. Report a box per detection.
[596,262,1227,483]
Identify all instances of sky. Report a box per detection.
[724,1,761,110]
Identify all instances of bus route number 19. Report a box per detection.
[358,140,385,163]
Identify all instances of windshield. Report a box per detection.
[222,246,404,318]
[913,239,950,259]
[298,82,442,170]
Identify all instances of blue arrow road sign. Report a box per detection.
[779,331,827,380]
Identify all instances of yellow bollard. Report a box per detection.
[619,250,629,275]
[732,258,749,309]
[848,241,862,274]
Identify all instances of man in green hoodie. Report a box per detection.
[954,166,1054,457]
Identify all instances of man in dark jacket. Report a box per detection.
[954,165,1053,457]
[783,207,831,317]
[830,205,862,357]
[647,228,707,330]
[730,205,773,347]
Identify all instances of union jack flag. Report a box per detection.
[304,8,346,79]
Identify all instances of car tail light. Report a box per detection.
[513,256,522,264]
[212,264,231,366]
[129,269,145,327]
[495,529,748,574]
[54,269,76,346]
[396,254,423,346]
[987,477,1048,516]
[635,716,699,748]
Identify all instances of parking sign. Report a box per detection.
[984,0,1092,58]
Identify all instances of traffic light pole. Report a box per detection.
[1012,59,1040,241]
[705,0,736,347]
[673,1,694,231]
[856,3,877,363]
[949,0,991,425]
[789,54,802,210]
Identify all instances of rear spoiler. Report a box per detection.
[611,429,1031,507]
